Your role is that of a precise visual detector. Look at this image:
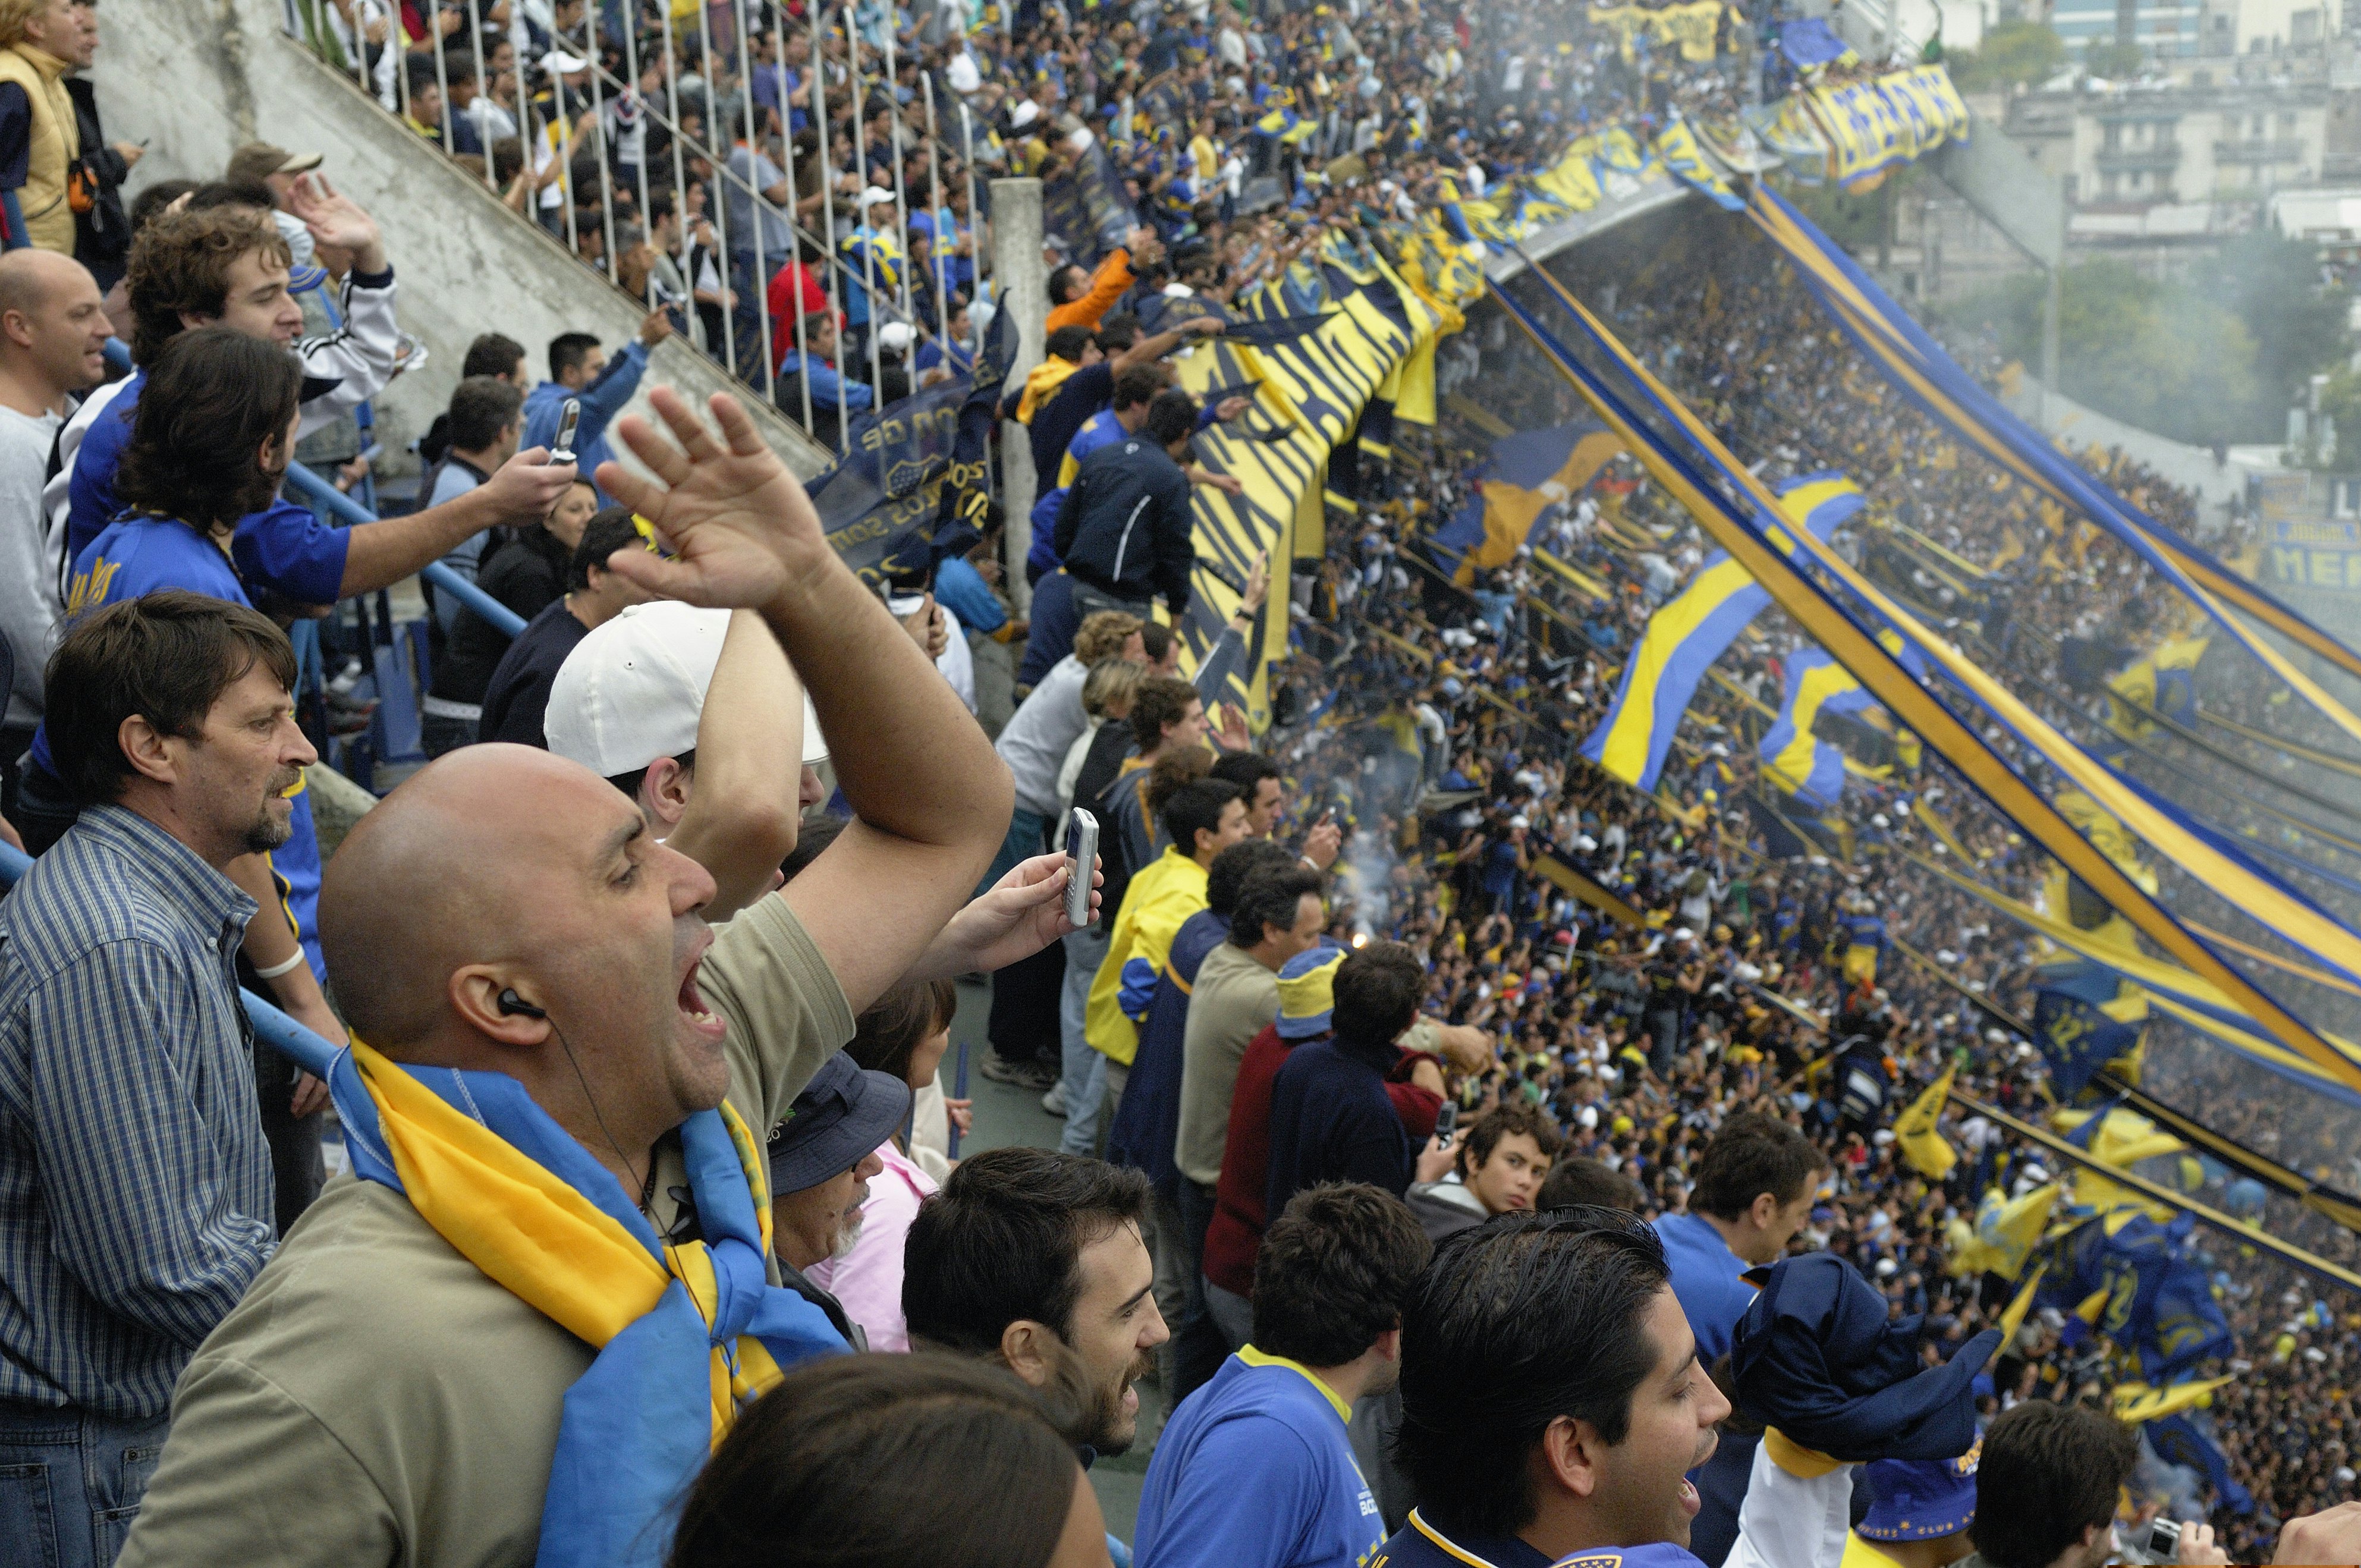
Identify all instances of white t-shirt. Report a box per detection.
[0,404,64,727]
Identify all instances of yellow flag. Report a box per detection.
[1896,1065,1957,1179]
[1997,1264,2045,1346]
[1951,1183,2060,1281]
[2112,1375,2234,1424]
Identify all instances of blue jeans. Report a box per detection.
[1057,925,1109,1150]
[1169,1177,1227,1407]
[0,1399,170,1568]
[1062,1053,1126,1157]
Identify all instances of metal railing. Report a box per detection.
[286,0,988,458]
[281,460,527,637]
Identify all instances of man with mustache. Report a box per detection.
[1377,1206,1731,1568]
[0,592,313,1568]
[763,1048,913,1351]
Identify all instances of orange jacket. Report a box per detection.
[1044,248,1133,334]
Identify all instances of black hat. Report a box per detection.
[766,1051,912,1195]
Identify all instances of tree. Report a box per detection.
[2082,37,2145,79]
[1948,260,2265,444]
[2190,230,2350,425]
[1945,21,2068,90]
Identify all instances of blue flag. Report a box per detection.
[2149,1410,2255,1514]
[2032,958,2144,1100]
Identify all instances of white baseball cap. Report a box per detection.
[859,184,896,209]
[878,320,915,353]
[545,602,827,778]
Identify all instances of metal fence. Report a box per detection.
[284,0,991,457]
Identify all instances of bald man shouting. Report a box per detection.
[0,247,111,809]
[118,389,1020,1568]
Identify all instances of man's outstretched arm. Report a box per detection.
[335,450,583,598]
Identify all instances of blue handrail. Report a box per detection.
[279,462,529,638]
[96,337,527,640]
[0,842,342,1077]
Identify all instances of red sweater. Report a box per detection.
[766,261,832,374]
[1201,1025,1442,1297]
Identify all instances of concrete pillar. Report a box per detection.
[2041,260,2062,427]
[992,177,1048,615]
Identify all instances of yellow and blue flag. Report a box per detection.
[2050,1207,2233,1382]
[1758,647,1872,809]
[1952,1182,2060,1282]
[1582,472,1861,790]
[1432,422,1623,579]
[2031,957,2148,1101]
[1494,265,2361,1103]
[1655,117,1744,211]
[1747,181,2361,737]
[2149,1410,2255,1513]
[1895,1064,1957,1179]
[2104,633,2209,743]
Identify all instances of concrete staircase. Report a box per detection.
[92,0,835,480]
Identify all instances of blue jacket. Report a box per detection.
[776,351,878,417]
[1030,407,1130,577]
[1108,909,1230,1196]
[523,340,649,501]
[1054,436,1196,616]
[1265,1036,1413,1220]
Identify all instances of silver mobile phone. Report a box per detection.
[549,398,581,463]
[1064,807,1099,929]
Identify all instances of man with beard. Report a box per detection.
[903,1146,1168,1463]
[1379,1206,1730,1568]
[21,328,351,1234]
[764,1049,912,1351]
[0,592,312,1568]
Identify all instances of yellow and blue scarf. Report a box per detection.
[328,1042,846,1567]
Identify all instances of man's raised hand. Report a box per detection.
[598,387,823,611]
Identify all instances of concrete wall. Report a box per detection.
[90,0,834,480]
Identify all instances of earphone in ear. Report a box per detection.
[497,988,549,1019]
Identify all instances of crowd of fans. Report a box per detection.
[287,0,1785,445]
[1,0,2360,1566]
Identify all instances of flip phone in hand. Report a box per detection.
[549,398,581,463]
[1064,809,1099,929]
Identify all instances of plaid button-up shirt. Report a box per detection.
[0,805,275,1420]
